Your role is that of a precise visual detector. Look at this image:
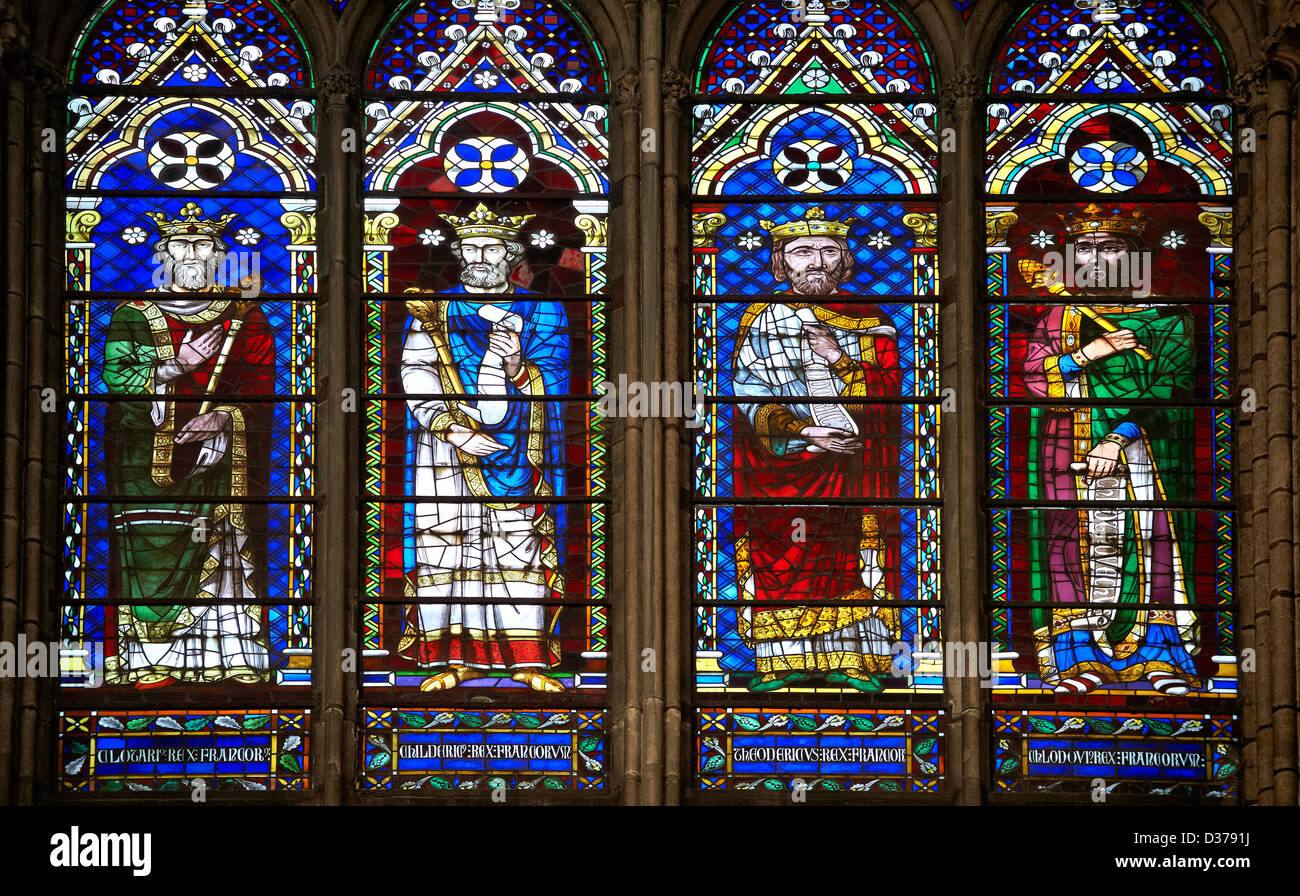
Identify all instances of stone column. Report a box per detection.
[661,59,689,804]
[1261,59,1297,806]
[1230,58,1264,803]
[635,0,667,806]
[611,53,644,802]
[0,37,29,807]
[940,64,985,805]
[316,63,361,805]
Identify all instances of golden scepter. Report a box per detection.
[1018,259,1155,361]
[197,280,260,415]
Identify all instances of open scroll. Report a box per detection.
[795,306,858,446]
[473,303,525,427]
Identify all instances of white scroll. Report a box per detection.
[473,303,525,427]
[795,306,858,443]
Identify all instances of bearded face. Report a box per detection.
[773,235,852,296]
[158,236,226,291]
[452,237,524,290]
[1072,232,1140,297]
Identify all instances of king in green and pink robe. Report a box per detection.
[102,294,273,685]
[1022,303,1201,689]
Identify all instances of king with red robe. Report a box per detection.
[731,207,903,692]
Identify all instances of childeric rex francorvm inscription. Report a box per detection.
[360,709,605,791]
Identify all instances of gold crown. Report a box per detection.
[759,206,856,241]
[145,202,236,239]
[443,202,535,241]
[1063,203,1147,238]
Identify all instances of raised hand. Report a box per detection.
[445,423,508,456]
[802,323,845,364]
[488,327,522,378]
[174,409,231,444]
[800,425,862,454]
[175,326,225,374]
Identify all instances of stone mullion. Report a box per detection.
[1242,62,1275,804]
[1293,69,1300,806]
[315,65,361,806]
[940,66,985,805]
[661,44,692,801]
[638,0,667,808]
[1262,66,1297,805]
[22,57,60,806]
[1233,65,1262,804]
[0,52,28,806]
[611,33,645,802]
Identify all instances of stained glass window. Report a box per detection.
[359,0,609,792]
[691,0,943,794]
[984,0,1238,799]
[60,0,315,792]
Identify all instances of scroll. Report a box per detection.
[474,303,526,427]
[795,306,857,444]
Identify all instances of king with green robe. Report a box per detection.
[1020,204,1201,696]
[102,202,273,688]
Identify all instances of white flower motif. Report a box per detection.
[801,68,830,90]
[1092,69,1123,90]
[472,71,500,89]
[182,63,207,83]
[419,228,445,246]
[1029,230,1055,248]
[737,231,762,251]
[530,229,555,249]
[121,226,148,245]
[235,227,261,246]
[1161,231,1187,250]
[866,230,892,250]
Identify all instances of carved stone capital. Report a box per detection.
[322,64,359,100]
[940,65,979,116]
[1229,58,1270,111]
[30,54,63,96]
[0,0,28,61]
[614,70,639,107]
[663,66,690,103]
[1261,6,1300,82]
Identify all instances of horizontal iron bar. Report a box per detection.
[987,499,1230,509]
[362,90,609,103]
[692,497,941,507]
[64,496,314,504]
[65,394,315,402]
[691,194,938,203]
[361,496,607,504]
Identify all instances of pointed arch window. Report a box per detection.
[358,0,610,793]
[59,0,317,793]
[983,0,1239,800]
